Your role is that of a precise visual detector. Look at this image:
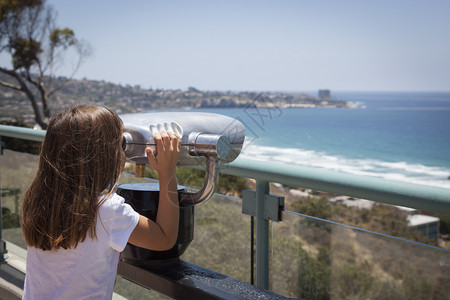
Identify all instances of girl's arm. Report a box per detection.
[128,130,180,251]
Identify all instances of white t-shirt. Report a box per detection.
[23,193,140,300]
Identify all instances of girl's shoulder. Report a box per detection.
[101,192,125,206]
[98,192,138,220]
[98,193,128,215]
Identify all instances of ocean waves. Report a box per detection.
[238,143,450,189]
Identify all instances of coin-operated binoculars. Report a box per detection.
[117,112,245,266]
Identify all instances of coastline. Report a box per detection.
[0,75,358,125]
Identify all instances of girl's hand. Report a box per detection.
[145,129,181,177]
[129,129,181,251]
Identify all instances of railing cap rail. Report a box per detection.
[222,158,450,215]
[0,124,46,142]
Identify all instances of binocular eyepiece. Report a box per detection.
[122,122,231,162]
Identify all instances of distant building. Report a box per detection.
[329,198,441,241]
[408,214,440,240]
[329,196,374,209]
[318,89,331,101]
[397,206,440,240]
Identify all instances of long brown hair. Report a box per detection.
[21,105,124,250]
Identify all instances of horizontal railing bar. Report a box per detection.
[221,159,450,215]
[0,125,45,142]
[2,124,450,215]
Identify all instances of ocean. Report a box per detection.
[168,91,450,189]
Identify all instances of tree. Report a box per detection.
[0,0,90,129]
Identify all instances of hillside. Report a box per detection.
[0,74,354,126]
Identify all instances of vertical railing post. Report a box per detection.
[0,135,7,262]
[250,216,255,285]
[255,179,270,289]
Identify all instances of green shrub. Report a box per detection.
[297,245,330,300]
[438,214,450,235]
[142,166,248,197]
[292,196,333,220]
[1,207,20,229]
[332,263,374,299]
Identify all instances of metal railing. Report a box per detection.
[2,124,450,295]
[219,159,450,289]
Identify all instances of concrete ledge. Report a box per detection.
[0,251,25,300]
[0,280,22,300]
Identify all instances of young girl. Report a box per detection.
[20,105,180,299]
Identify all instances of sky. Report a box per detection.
[3,0,450,92]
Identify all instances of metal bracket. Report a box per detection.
[0,136,4,155]
[0,240,7,262]
[242,190,285,222]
